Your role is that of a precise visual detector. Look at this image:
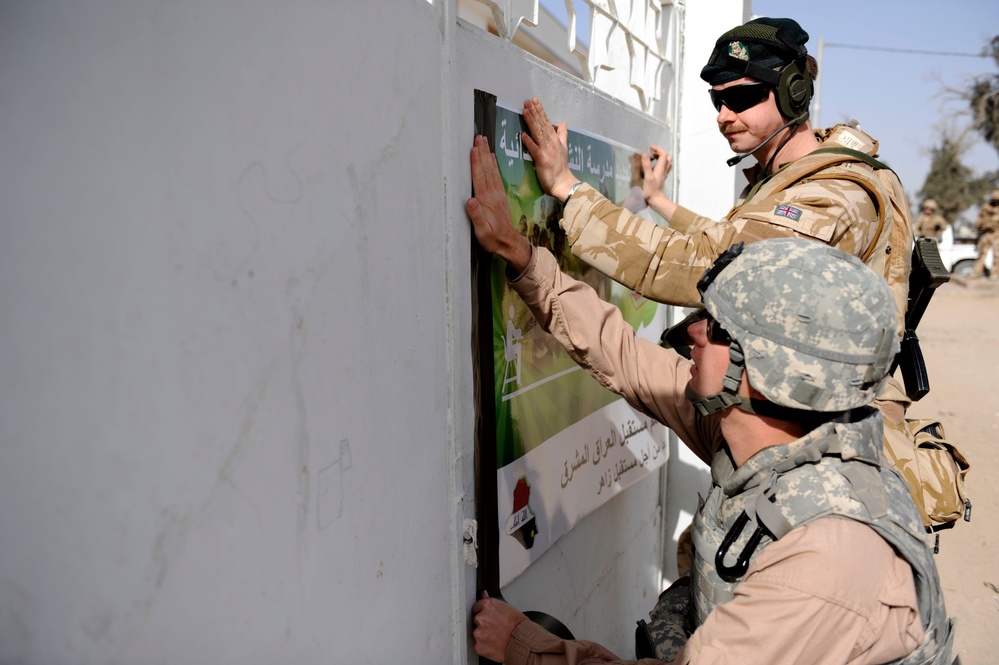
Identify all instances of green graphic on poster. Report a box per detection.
[490,105,660,464]
[473,93,671,587]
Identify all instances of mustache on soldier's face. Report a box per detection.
[719,124,749,135]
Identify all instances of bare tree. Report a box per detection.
[969,36,999,155]
[926,37,999,225]
[919,123,993,224]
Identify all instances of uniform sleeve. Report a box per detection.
[507,246,720,465]
[673,518,923,665]
[506,620,665,665]
[663,205,718,235]
[504,519,921,665]
[560,180,879,307]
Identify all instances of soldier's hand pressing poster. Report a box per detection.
[472,91,672,587]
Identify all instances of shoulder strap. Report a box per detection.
[797,148,896,265]
[743,147,889,206]
[810,145,892,172]
[802,168,891,264]
[737,148,898,266]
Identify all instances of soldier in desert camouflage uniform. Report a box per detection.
[970,189,999,279]
[517,17,944,537]
[914,199,948,240]
[519,17,913,339]
[465,140,952,663]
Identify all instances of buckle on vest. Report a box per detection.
[715,511,768,583]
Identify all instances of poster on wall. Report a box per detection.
[472,91,671,589]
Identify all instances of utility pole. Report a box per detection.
[813,36,824,128]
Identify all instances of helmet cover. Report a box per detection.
[701,238,899,412]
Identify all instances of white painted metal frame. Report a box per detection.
[468,0,680,115]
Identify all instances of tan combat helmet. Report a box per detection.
[922,199,938,211]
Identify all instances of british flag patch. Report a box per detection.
[774,204,802,221]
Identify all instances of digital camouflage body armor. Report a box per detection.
[640,239,953,664]
[642,411,954,664]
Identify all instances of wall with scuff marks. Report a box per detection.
[0,1,743,662]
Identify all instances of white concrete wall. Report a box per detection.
[676,1,752,217]
[449,24,672,657]
[662,0,750,579]
[0,2,456,662]
[0,1,743,662]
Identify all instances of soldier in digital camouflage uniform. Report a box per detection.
[465,141,953,663]
[970,189,999,279]
[519,17,912,340]
[914,199,948,240]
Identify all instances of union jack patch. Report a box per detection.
[774,204,802,221]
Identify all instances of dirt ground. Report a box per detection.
[905,276,999,664]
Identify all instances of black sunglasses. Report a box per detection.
[659,310,732,359]
[706,315,733,345]
[708,82,773,113]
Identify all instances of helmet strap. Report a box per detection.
[685,342,747,416]
[734,397,840,429]
[685,341,848,428]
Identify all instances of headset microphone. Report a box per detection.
[726,151,754,168]
[724,112,807,167]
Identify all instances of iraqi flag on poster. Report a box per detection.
[496,399,668,587]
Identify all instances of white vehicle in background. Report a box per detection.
[934,225,989,277]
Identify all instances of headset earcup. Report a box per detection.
[776,60,812,121]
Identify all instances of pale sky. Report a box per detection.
[753,0,997,217]
[543,0,997,219]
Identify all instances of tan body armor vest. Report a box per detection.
[729,124,913,338]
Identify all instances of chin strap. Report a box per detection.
[735,397,844,428]
[685,340,849,425]
[686,342,747,416]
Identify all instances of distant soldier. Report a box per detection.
[970,189,999,279]
[914,199,948,240]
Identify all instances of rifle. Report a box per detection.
[892,237,950,401]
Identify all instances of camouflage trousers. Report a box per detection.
[635,577,692,661]
[971,229,998,278]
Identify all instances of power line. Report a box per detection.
[824,42,987,58]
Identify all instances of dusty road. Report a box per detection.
[906,277,999,664]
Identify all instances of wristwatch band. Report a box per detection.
[562,182,582,205]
